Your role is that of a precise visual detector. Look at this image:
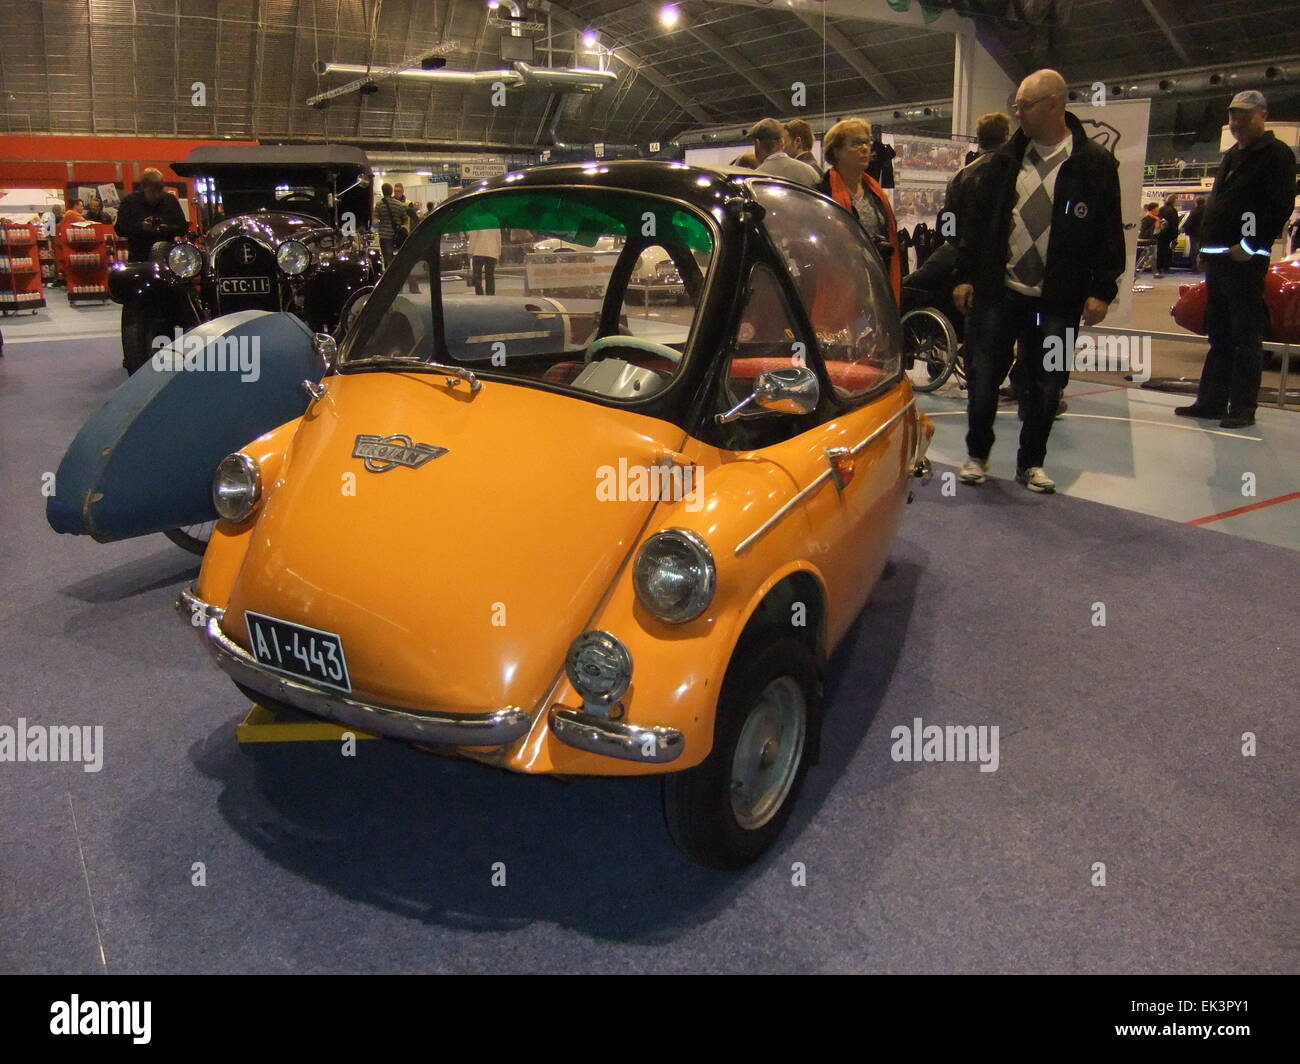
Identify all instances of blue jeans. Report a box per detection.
[965,290,1073,470]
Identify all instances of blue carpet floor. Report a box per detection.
[1,338,1296,973]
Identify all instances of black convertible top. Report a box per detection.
[172,144,371,176]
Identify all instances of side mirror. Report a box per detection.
[716,365,819,423]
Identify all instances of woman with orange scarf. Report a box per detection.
[815,118,902,305]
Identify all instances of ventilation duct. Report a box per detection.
[314,61,616,93]
[1066,61,1296,102]
[677,100,950,147]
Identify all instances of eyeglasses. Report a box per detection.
[846,138,872,148]
[1012,94,1053,113]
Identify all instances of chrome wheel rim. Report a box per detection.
[901,309,956,391]
[729,675,807,831]
[178,521,215,546]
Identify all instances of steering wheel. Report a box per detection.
[583,335,683,365]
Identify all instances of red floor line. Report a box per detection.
[1187,491,1300,526]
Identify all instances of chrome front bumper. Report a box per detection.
[177,588,532,747]
[549,707,684,764]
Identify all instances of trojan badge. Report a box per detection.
[352,434,448,473]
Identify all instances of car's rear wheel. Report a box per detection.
[662,634,819,869]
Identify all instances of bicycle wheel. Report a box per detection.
[163,521,215,556]
[900,306,959,393]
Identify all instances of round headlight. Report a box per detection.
[166,242,203,279]
[633,529,716,624]
[212,453,262,523]
[565,631,633,708]
[276,240,312,276]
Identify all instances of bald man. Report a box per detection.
[951,69,1124,493]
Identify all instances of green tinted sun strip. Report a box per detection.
[444,190,713,253]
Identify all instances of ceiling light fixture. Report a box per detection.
[659,5,680,29]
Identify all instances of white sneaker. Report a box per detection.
[958,456,988,485]
[1016,466,1056,493]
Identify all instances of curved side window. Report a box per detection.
[750,181,901,400]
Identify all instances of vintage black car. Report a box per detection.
[109,145,383,373]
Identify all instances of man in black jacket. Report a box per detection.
[1176,91,1297,428]
[952,69,1124,493]
[114,168,187,262]
[1154,193,1180,277]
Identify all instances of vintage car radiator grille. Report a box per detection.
[214,238,282,315]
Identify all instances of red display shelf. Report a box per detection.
[37,234,58,284]
[0,224,47,311]
[59,221,114,303]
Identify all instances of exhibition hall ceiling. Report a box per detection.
[0,0,1297,149]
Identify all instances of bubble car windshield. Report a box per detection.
[341,187,716,405]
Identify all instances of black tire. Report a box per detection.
[121,302,153,374]
[121,302,173,375]
[663,634,820,869]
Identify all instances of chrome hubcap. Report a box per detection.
[729,675,807,831]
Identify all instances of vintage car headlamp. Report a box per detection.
[276,240,312,276]
[212,453,262,523]
[565,631,633,708]
[165,242,204,279]
[633,529,716,624]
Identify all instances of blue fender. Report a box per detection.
[47,311,321,542]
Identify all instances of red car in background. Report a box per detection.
[1171,254,1300,343]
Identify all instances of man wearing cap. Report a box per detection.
[1176,90,1297,429]
[747,118,819,187]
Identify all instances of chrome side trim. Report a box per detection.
[549,706,684,764]
[735,399,915,555]
[176,589,531,747]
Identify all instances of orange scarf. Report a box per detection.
[828,167,901,305]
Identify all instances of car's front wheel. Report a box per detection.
[121,302,171,375]
[663,634,819,869]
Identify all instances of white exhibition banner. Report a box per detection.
[1069,97,1150,327]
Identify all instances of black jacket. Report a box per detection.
[1199,130,1296,254]
[114,190,187,262]
[941,150,997,245]
[953,111,1125,318]
[1158,203,1180,242]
